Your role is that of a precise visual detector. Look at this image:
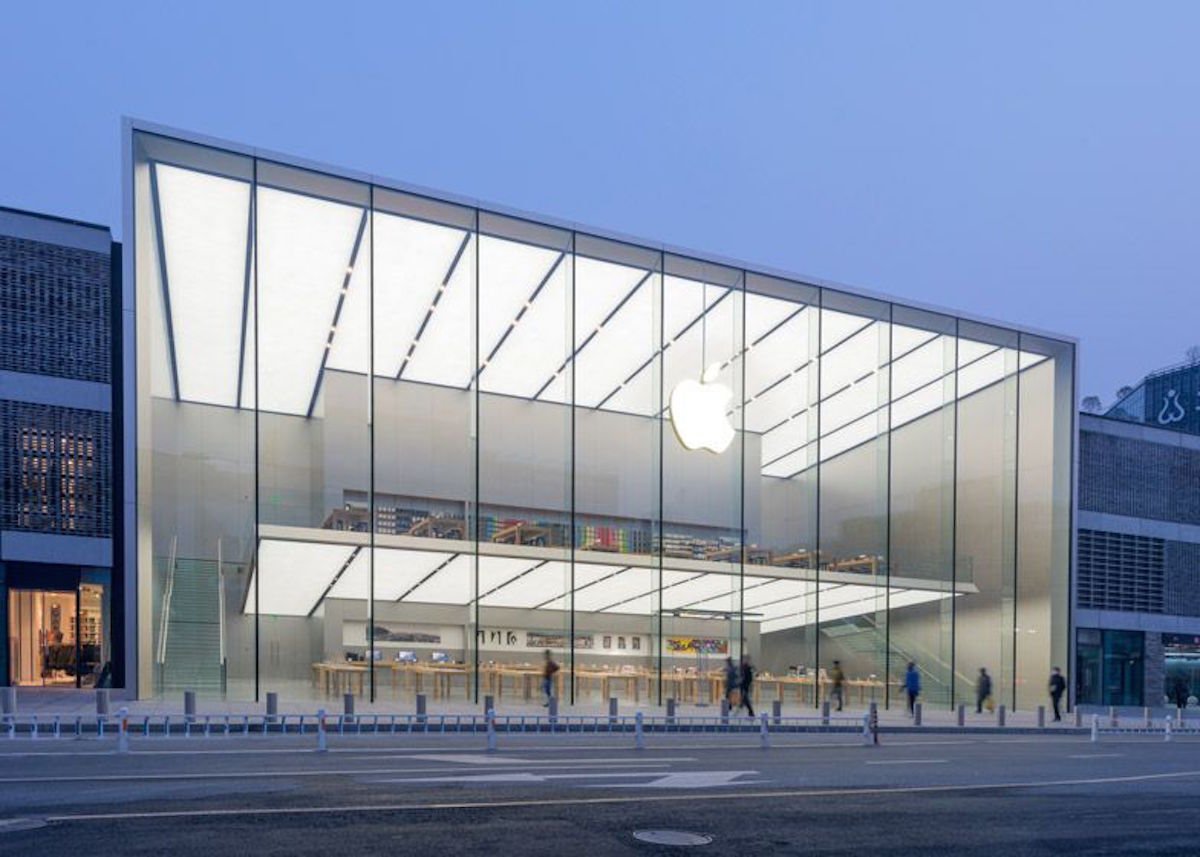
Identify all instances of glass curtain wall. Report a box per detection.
[133,128,1074,712]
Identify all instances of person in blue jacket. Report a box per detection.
[903,662,921,716]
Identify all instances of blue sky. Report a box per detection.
[2,2,1196,402]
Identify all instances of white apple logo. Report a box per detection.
[670,363,735,454]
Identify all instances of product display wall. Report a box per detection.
[132,128,1074,709]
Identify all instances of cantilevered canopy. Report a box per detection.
[243,531,970,628]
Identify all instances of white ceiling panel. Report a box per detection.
[156,163,250,407]
[481,259,570,398]
[402,554,473,604]
[820,380,880,435]
[743,312,812,399]
[534,563,633,611]
[401,239,475,387]
[822,323,882,392]
[476,236,563,387]
[326,547,453,602]
[481,560,571,608]
[760,412,809,462]
[371,215,470,378]
[821,308,873,351]
[660,574,739,611]
[891,382,950,430]
[820,412,882,461]
[958,348,1010,398]
[325,235,372,375]
[891,324,939,357]
[891,336,950,400]
[256,186,363,415]
[477,556,544,600]
[247,539,355,616]
[573,276,656,409]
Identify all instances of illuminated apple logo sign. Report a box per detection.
[669,363,735,454]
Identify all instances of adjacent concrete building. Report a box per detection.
[0,207,123,690]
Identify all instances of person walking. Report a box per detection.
[724,656,739,711]
[541,649,559,707]
[903,662,921,716]
[1048,667,1066,722]
[830,660,846,712]
[738,654,756,717]
[976,667,993,714]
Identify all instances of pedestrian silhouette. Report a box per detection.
[738,654,756,717]
[976,667,993,714]
[1048,667,1066,722]
[903,662,921,716]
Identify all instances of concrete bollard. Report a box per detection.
[821,700,831,726]
[415,694,427,718]
[184,690,196,723]
[1144,707,1152,728]
[266,692,279,721]
[343,693,355,717]
[861,712,872,746]
[1165,717,1173,742]
[1090,713,1100,742]
[913,702,922,727]
[1037,705,1045,728]
[1,687,15,716]
[484,695,494,716]
[720,699,730,722]
[772,699,782,726]
[1074,708,1083,728]
[95,688,110,718]
[997,704,1006,727]
[117,706,130,754]
[666,698,676,726]
[548,697,558,723]
[486,708,497,752]
[760,712,770,749]
[957,704,965,727]
[634,711,645,750]
[608,697,618,724]
[1109,706,1118,728]
[316,708,327,752]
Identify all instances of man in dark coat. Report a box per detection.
[1048,667,1066,722]
[976,667,992,714]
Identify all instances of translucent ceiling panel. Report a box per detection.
[891,323,939,358]
[821,306,873,351]
[155,164,250,407]
[248,540,355,616]
[761,414,809,466]
[480,247,570,398]
[662,283,738,404]
[533,563,630,610]
[821,323,881,394]
[957,347,1009,398]
[891,336,950,400]
[660,573,739,611]
[574,275,656,410]
[329,212,468,378]
[326,548,453,601]
[402,235,475,387]
[402,554,472,604]
[480,560,572,608]
[747,370,812,433]
[820,411,878,461]
[891,382,950,430]
[819,381,878,435]
[324,245,372,375]
[475,235,564,389]
[256,186,364,415]
[743,310,811,400]
[476,556,543,601]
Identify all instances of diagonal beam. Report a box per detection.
[305,209,370,418]
[308,546,363,617]
[235,185,254,409]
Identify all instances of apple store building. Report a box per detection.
[127,123,1075,712]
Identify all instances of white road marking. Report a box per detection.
[604,771,763,789]
[1069,753,1124,759]
[371,771,690,785]
[0,761,674,784]
[43,768,1200,822]
[865,759,948,765]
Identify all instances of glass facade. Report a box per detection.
[131,128,1075,710]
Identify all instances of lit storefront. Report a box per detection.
[128,124,1074,710]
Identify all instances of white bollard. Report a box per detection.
[486,708,497,753]
[957,704,965,727]
[821,700,830,726]
[117,706,130,754]
[760,712,770,749]
[635,711,645,750]
[316,708,327,753]
[861,712,872,746]
[1090,713,1099,743]
[1165,717,1173,742]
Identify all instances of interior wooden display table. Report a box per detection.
[572,668,649,702]
[311,662,368,697]
[481,665,567,702]
[387,663,470,700]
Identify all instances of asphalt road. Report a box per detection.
[0,732,1196,855]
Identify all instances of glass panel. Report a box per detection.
[660,254,742,714]
[133,132,257,700]
[477,213,573,710]
[954,320,1018,710]
[370,189,477,706]
[744,273,820,711]
[254,161,371,703]
[572,235,662,710]
[887,306,956,707]
[817,290,890,709]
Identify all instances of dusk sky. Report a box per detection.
[3,2,1196,403]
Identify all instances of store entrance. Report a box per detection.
[7,585,108,688]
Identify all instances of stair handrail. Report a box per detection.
[217,537,226,668]
[155,535,178,665]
